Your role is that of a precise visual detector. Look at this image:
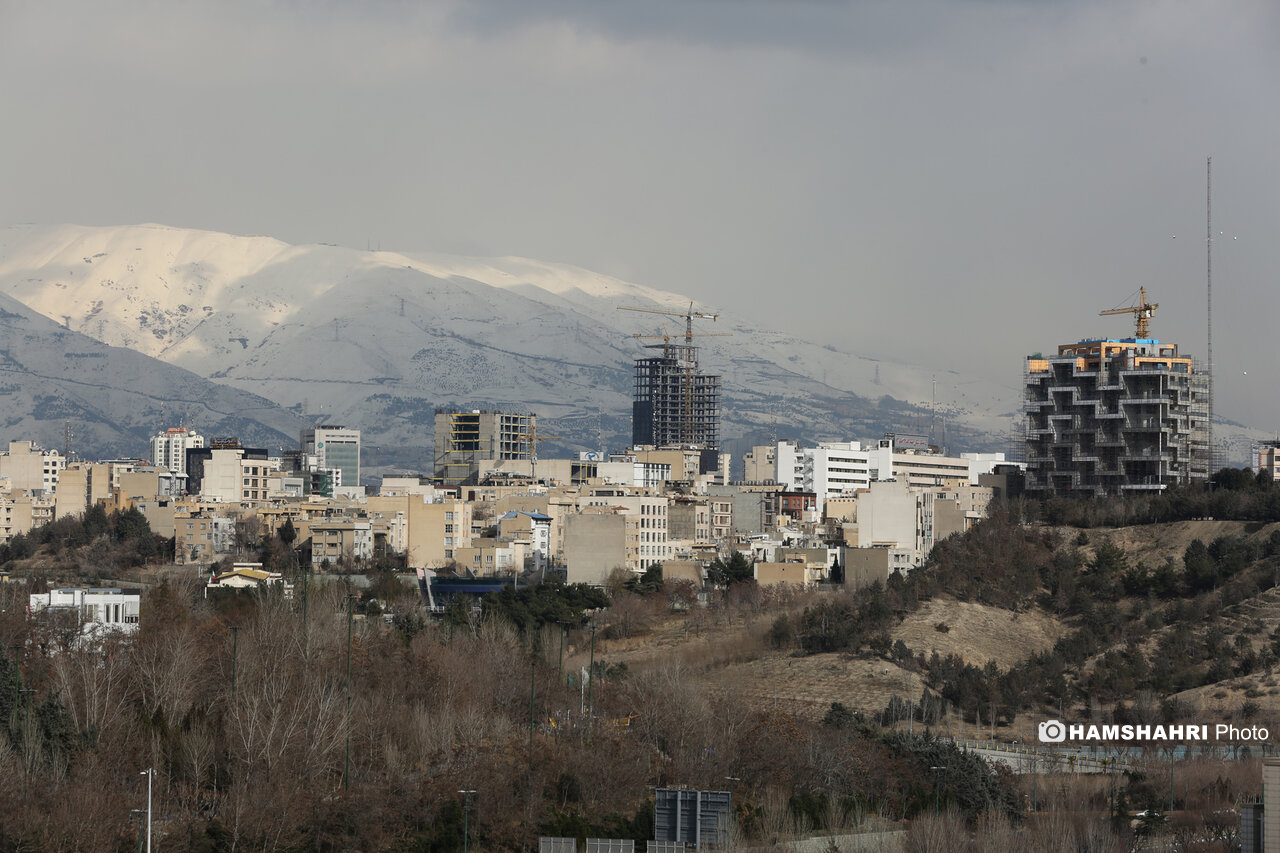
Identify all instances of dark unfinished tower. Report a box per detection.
[631,345,721,455]
[1024,338,1209,497]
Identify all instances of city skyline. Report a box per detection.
[2,1,1277,430]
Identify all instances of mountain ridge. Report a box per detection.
[0,286,308,458]
[0,223,1055,468]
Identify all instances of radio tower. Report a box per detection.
[1207,156,1216,473]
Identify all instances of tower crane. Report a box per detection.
[617,302,719,347]
[630,323,731,358]
[1099,287,1159,339]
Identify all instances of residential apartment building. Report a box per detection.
[198,447,276,503]
[576,489,671,570]
[0,492,55,543]
[0,441,65,494]
[175,506,237,565]
[776,437,1003,513]
[454,538,526,577]
[185,440,269,497]
[742,444,776,483]
[310,520,373,569]
[497,510,552,572]
[408,499,473,567]
[1025,336,1210,497]
[150,427,204,476]
[563,511,627,585]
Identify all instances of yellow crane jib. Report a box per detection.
[1099,286,1159,339]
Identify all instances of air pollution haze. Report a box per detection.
[2,1,1277,435]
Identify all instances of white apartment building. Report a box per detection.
[150,427,205,476]
[776,438,1006,513]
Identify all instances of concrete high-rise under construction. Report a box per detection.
[1024,291,1209,497]
[620,303,724,473]
[631,346,721,462]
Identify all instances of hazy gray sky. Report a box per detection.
[3,0,1278,428]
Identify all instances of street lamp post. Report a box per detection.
[130,809,146,853]
[930,766,946,817]
[459,789,476,853]
[139,768,153,853]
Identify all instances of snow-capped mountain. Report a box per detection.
[0,288,307,458]
[0,223,1018,469]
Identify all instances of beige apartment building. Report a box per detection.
[0,441,65,494]
[310,520,373,569]
[0,493,55,544]
[563,510,627,585]
[200,448,276,504]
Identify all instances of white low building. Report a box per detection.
[29,587,142,637]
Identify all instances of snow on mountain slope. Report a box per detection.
[0,223,1017,459]
[0,288,306,457]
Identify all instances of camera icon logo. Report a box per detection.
[1038,720,1067,743]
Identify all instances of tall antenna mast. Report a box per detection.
[1207,156,1215,473]
[929,375,937,446]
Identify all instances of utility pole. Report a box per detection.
[1032,753,1038,812]
[557,623,565,686]
[528,657,536,768]
[586,623,597,744]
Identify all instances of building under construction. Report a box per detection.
[1024,289,1210,497]
[622,304,724,474]
[433,410,534,485]
[631,346,721,452]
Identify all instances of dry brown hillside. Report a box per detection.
[1074,519,1280,567]
[583,593,1065,722]
[586,520,1280,727]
